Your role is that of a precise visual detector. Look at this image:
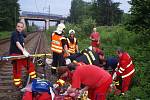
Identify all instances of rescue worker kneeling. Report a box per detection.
[65,46,105,67]
[56,63,112,100]
[112,47,135,95]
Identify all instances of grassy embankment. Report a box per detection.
[0,31,11,39]
[47,25,149,99]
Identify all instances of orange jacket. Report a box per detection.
[51,33,65,53]
[116,52,135,78]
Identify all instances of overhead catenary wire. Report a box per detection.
[35,0,39,12]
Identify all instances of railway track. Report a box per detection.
[0,32,50,99]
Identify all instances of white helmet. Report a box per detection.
[93,27,96,32]
[69,29,75,35]
[57,23,65,32]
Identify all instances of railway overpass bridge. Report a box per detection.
[19,11,66,30]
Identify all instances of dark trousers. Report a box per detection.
[52,52,65,67]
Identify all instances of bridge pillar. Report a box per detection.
[45,19,49,30]
[20,18,26,29]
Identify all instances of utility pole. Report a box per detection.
[49,4,50,27]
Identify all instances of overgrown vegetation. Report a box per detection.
[0,0,19,31]
[68,0,123,26]
[0,31,10,39]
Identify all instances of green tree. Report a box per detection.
[91,0,123,25]
[0,0,20,31]
[69,0,85,23]
[111,2,123,25]
[68,0,92,24]
[126,0,150,43]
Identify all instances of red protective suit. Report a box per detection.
[116,52,135,93]
[71,65,112,100]
[90,32,100,47]
[11,54,36,87]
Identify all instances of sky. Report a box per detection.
[18,0,131,26]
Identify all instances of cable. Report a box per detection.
[35,0,39,12]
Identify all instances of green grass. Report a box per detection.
[0,31,11,39]
[47,25,150,99]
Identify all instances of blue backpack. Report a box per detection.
[32,79,53,94]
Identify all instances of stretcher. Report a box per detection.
[0,54,52,61]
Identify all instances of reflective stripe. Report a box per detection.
[14,78,21,81]
[67,38,70,43]
[51,48,62,53]
[67,38,76,54]
[29,71,36,76]
[120,67,125,71]
[122,69,135,78]
[14,81,21,85]
[115,81,119,85]
[68,49,75,53]
[51,44,63,49]
[31,75,36,79]
[60,37,66,40]
[74,38,76,43]
[117,63,119,66]
[52,40,61,44]
[51,33,63,53]
[51,67,57,69]
[115,67,118,71]
[89,51,95,61]
[73,60,77,63]
[119,69,123,73]
[83,53,92,65]
[126,61,132,68]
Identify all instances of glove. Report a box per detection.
[53,84,59,88]
[23,50,30,57]
[56,79,65,86]
[65,58,71,65]
[112,72,117,80]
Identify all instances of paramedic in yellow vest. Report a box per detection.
[51,23,69,74]
[66,29,79,55]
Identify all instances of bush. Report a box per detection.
[0,31,11,39]
[80,17,96,36]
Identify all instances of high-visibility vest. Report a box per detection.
[67,38,77,54]
[51,33,65,53]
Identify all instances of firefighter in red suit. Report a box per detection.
[113,48,135,95]
[57,63,112,100]
[90,27,100,48]
[9,22,36,88]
